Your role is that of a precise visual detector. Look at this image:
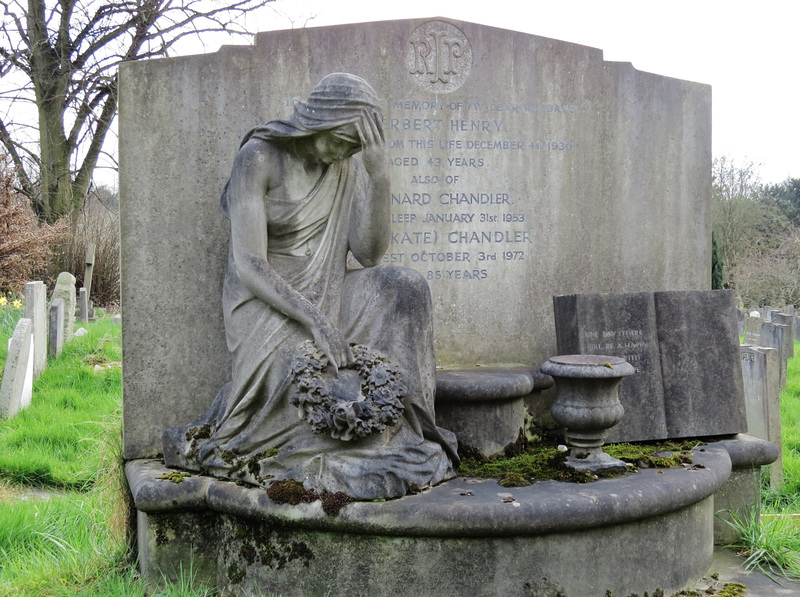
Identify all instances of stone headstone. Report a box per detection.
[84,242,96,299]
[78,287,89,324]
[49,299,65,358]
[0,318,33,418]
[739,345,782,488]
[120,18,711,459]
[773,313,794,358]
[52,272,76,342]
[743,316,763,345]
[759,321,790,389]
[24,281,47,378]
[553,290,747,441]
[793,316,800,344]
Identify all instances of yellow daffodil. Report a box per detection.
[0,296,6,306]
[12,299,22,308]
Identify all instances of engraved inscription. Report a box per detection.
[582,329,650,372]
[405,21,472,93]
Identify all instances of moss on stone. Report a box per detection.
[227,562,246,584]
[458,438,704,485]
[157,470,191,483]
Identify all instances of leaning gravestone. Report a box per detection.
[51,272,77,342]
[120,18,711,459]
[0,318,33,418]
[553,290,747,441]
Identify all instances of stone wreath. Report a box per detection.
[289,341,407,441]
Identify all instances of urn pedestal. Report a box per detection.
[540,355,635,474]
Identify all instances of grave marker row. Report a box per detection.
[1,273,88,418]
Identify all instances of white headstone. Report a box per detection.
[0,318,33,418]
[24,281,47,378]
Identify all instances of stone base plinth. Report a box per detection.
[127,440,753,597]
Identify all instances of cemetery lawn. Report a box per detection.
[0,317,214,596]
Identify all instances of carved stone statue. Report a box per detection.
[163,73,458,499]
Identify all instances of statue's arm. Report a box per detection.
[228,139,353,370]
[348,112,390,267]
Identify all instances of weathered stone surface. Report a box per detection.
[655,290,746,438]
[434,366,549,457]
[0,318,32,418]
[51,272,76,342]
[120,18,711,459]
[553,290,747,441]
[128,445,731,597]
[48,299,65,358]
[24,281,47,378]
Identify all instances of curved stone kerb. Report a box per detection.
[714,434,779,468]
[434,365,553,403]
[127,443,731,538]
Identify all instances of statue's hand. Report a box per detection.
[357,111,388,176]
[311,318,354,374]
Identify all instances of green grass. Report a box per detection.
[0,319,121,489]
[717,507,800,582]
[762,340,800,512]
[724,340,800,581]
[0,315,215,596]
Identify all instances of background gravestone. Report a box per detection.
[759,321,790,389]
[120,18,711,459]
[49,299,65,358]
[554,290,746,441]
[739,345,782,488]
[24,281,47,379]
[744,316,763,345]
[52,272,76,342]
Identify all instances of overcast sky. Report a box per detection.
[242,0,799,186]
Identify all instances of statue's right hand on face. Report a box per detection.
[356,111,387,176]
[310,317,354,374]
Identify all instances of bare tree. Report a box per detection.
[0,0,268,223]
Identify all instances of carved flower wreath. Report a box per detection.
[289,340,407,441]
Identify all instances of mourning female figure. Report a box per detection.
[163,73,458,499]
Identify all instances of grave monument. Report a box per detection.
[120,18,776,597]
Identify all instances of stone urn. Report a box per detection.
[540,355,635,474]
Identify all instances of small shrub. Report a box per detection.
[0,156,68,295]
[49,186,120,307]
